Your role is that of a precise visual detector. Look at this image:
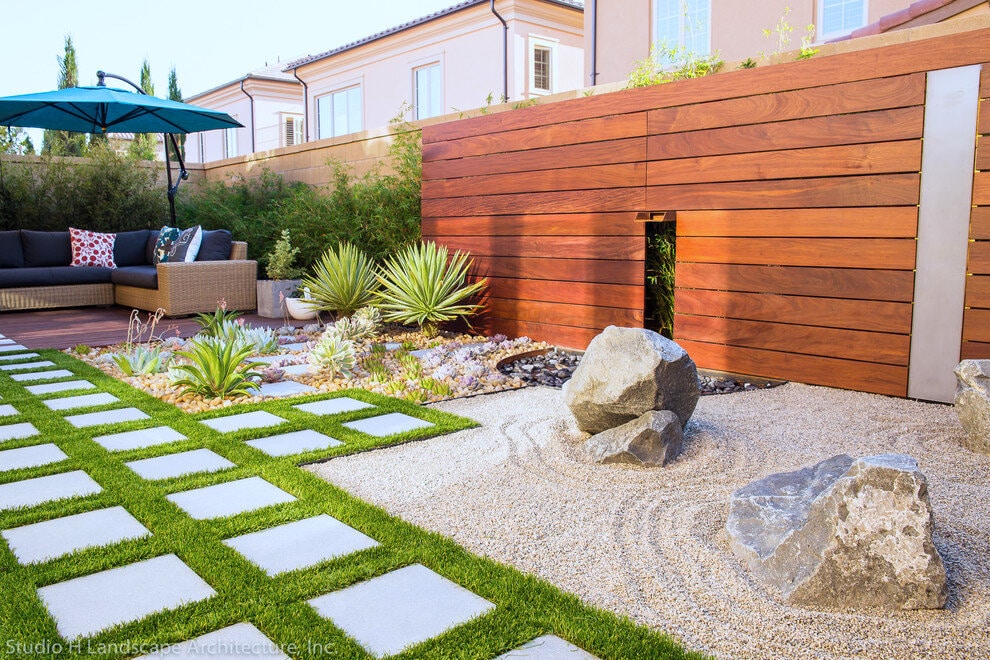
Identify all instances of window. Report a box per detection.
[317,85,363,139]
[654,0,711,59]
[533,47,551,92]
[223,126,237,158]
[414,63,443,120]
[528,37,558,95]
[819,0,867,38]
[283,114,304,146]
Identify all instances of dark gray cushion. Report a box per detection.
[195,229,233,261]
[0,266,113,287]
[146,230,160,265]
[111,266,158,289]
[21,230,71,267]
[114,229,151,267]
[0,231,24,268]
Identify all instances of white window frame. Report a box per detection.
[528,35,559,96]
[317,82,363,139]
[223,125,237,159]
[652,0,712,61]
[818,0,868,40]
[281,113,304,147]
[412,61,444,120]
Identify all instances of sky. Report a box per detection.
[1,0,463,144]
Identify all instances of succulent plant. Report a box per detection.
[169,336,262,399]
[112,345,170,376]
[301,242,379,316]
[329,314,377,342]
[307,330,357,378]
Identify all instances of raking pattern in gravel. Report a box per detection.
[0,341,620,658]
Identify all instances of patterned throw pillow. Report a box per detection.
[69,228,116,268]
[154,225,203,264]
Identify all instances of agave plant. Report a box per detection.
[113,345,170,376]
[205,319,279,355]
[301,242,379,316]
[169,336,262,399]
[194,303,242,337]
[375,242,487,337]
[307,330,357,378]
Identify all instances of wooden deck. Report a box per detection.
[0,307,307,350]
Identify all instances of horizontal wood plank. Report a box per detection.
[674,262,916,302]
[676,237,917,269]
[427,235,644,260]
[648,74,925,134]
[646,141,921,186]
[963,308,990,342]
[974,171,990,205]
[977,138,990,171]
[968,241,990,274]
[647,107,924,160]
[971,206,990,239]
[961,341,990,360]
[647,174,920,210]
[423,163,647,199]
[481,277,645,309]
[676,339,907,396]
[422,187,647,217]
[675,207,918,238]
[422,213,645,237]
[965,275,990,309]
[468,316,601,349]
[469,255,644,285]
[674,288,913,333]
[422,113,648,162]
[422,138,648,182]
[674,314,910,366]
[979,97,990,135]
[487,298,643,328]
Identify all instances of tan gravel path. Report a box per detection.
[305,383,990,659]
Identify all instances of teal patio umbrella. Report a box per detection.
[0,71,243,223]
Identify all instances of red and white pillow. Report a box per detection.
[69,228,117,268]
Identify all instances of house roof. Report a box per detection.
[186,63,301,102]
[284,0,584,70]
[831,0,987,40]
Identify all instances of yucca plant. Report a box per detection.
[375,241,487,337]
[301,242,379,316]
[307,330,357,378]
[113,345,170,376]
[169,337,262,399]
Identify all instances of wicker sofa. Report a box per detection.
[0,229,257,316]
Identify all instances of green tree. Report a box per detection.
[1,127,35,155]
[167,66,186,160]
[128,59,159,161]
[42,35,87,156]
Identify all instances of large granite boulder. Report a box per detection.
[584,410,683,466]
[954,359,990,455]
[727,454,947,610]
[562,326,699,433]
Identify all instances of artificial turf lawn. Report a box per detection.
[0,349,701,659]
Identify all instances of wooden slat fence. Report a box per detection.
[421,27,990,398]
[963,66,990,359]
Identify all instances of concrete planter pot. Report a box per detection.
[256,279,301,318]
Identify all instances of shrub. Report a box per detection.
[169,336,261,399]
[646,222,676,338]
[301,242,379,317]
[375,241,487,337]
[627,43,723,88]
[265,228,303,280]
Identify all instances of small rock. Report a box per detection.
[953,359,990,455]
[584,410,683,466]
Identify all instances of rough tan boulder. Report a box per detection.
[584,410,683,466]
[954,359,990,455]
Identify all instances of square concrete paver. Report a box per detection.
[308,564,495,657]
[0,338,12,344]
[0,360,56,371]
[126,449,235,481]
[0,351,40,361]
[92,426,187,452]
[25,380,97,395]
[0,443,68,471]
[65,407,150,428]
[201,411,287,434]
[293,397,374,416]
[258,380,317,398]
[246,354,286,365]
[343,412,434,437]
[1,506,150,565]
[0,404,19,417]
[167,477,296,520]
[280,364,310,376]
[496,635,601,659]
[224,515,378,576]
[0,344,29,353]
[10,369,74,382]
[245,429,343,457]
[0,470,102,511]
[36,554,216,639]
[44,392,119,411]
[280,342,308,352]
[0,422,38,442]
[138,623,289,659]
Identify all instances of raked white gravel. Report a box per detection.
[306,383,990,659]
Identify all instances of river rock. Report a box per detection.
[727,453,947,610]
[584,410,683,466]
[954,359,990,454]
[562,326,699,433]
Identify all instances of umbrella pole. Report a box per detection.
[164,133,176,224]
[164,133,188,226]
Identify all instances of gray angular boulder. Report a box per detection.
[954,359,990,455]
[727,454,947,610]
[584,410,683,466]
[562,326,699,433]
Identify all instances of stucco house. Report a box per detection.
[185,64,304,163]
[584,0,989,86]
[285,0,584,143]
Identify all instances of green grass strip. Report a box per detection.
[0,349,701,659]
